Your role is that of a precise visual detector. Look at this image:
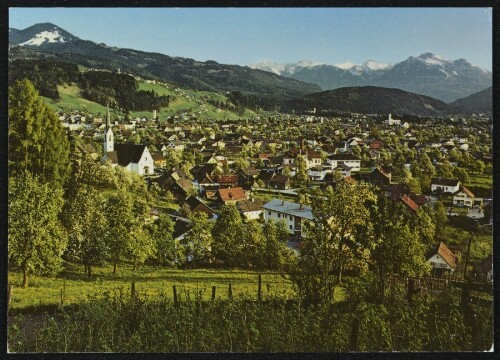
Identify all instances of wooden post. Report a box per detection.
[63,278,66,292]
[60,288,64,305]
[212,286,216,301]
[257,274,262,302]
[350,316,361,351]
[131,282,136,298]
[7,285,13,313]
[228,283,233,300]
[173,285,178,306]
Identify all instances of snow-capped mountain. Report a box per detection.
[9,22,79,46]
[250,60,323,75]
[251,53,491,102]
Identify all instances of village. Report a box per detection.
[60,105,493,281]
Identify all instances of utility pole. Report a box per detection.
[463,219,476,279]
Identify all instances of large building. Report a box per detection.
[103,106,154,175]
[262,199,313,238]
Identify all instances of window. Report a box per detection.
[278,213,281,218]
[290,225,293,230]
[268,211,271,216]
[290,216,293,220]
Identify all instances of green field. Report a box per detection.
[8,264,311,311]
[42,84,108,114]
[42,80,257,121]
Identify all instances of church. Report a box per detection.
[102,106,155,176]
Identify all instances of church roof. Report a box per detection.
[111,144,147,167]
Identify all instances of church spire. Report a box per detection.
[103,103,114,154]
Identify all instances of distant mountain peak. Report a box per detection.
[9,22,78,47]
[334,61,356,70]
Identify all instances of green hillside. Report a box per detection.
[41,81,257,120]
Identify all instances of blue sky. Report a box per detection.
[9,7,492,70]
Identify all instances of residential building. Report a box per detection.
[262,199,313,238]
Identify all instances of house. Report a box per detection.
[473,254,492,282]
[431,178,461,194]
[268,174,291,190]
[453,186,483,207]
[283,148,322,169]
[151,151,167,168]
[262,199,313,238]
[426,242,457,273]
[326,154,361,172]
[182,196,218,220]
[369,167,391,186]
[237,198,264,221]
[332,164,352,178]
[216,174,239,189]
[217,187,247,205]
[102,106,154,175]
[399,194,420,213]
[308,166,328,181]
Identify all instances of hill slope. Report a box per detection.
[448,86,492,114]
[281,86,450,116]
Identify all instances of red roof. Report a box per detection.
[400,194,420,212]
[218,187,247,202]
[459,186,475,198]
[436,242,457,269]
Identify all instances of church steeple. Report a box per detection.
[103,104,114,153]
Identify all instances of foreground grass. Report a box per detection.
[8,263,316,311]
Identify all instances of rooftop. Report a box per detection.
[262,199,313,220]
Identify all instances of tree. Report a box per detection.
[239,221,266,268]
[149,214,181,267]
[211,205,243,267]
[263,220,292,270]
[104,190,134,274]
[434,201,448,240]
[370,198,430,303]
[439,160,455,179]
[9,172,67,287]
[294,154,309,186]
[9,79,71,185]
[64,185,109,278]
[454,167,470,185]
[183,212,214,267]
[127,219,155,271]
[289,183,377,303]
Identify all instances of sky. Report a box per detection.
[9,7,493,70]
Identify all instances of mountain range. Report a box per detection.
[251,54,491,103]
[8,23,492,116]
[8,23,321,101]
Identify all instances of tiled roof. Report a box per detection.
[434,242,457,269]
[400,194,420,212]
[328,154,361,161]
[218,187,247,202]
[431,178,460,187]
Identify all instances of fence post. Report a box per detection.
[258,274,262,302]
[212,286,216,301]
[7,285,13,313]
[131,282,136,298]
[173,285,178,307]
[60,288,64,305]
[63,278,66,292]
[228,283,233,300]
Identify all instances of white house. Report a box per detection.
[307,166,329,181]
[453,186,483,207]
[431,178,461,194]
[326,154,361,172]
[427,242,457,272]
[262,199,313,238]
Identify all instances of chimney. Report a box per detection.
[281,200,285,206]
[300,204,303,210]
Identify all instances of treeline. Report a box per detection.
[9,59,80,98]
[9,59,170,112]
[227,91,281,113]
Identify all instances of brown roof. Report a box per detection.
[435,242,457,269]
[370,140,384,150]
[400,194,420,212]
[216,174,239,184]
[457,186,475,198]
[344,176,357,185]
[217,187,247,202]
[237,199,264,212]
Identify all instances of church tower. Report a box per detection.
[104,104,114,153]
